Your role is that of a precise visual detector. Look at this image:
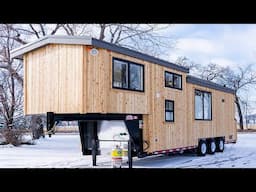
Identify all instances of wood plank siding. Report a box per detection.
[22,43,236,154]
[24,44,84,114]
[186,83,237,146]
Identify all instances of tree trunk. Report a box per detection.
[235,95,244,130]
[99,24,106,40]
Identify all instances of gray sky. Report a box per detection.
[166,24,256,113]
[167,24,256,68]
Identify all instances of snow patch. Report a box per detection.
[0,132,255,168]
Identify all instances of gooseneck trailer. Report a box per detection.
[11,35,237,167]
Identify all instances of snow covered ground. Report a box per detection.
[0,132,255,168]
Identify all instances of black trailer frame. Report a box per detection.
[46,112,145,168]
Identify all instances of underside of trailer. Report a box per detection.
[46,112,236,167]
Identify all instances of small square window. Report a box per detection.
[165,71,182,90]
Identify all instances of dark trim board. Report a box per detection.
[187,75,235,94]
[47,112,143,130]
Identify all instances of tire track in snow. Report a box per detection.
[178,152,255,168]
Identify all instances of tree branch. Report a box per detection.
[39,24,46,36]
[29,24,40,39]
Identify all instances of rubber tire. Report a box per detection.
[197,140,207,156]
[207,139,216,154]
[216,138,225,152]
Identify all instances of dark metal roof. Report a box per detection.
[186,75,235,94]
[91,38,189,73]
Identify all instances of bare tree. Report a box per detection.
[175,56,200,73]
[0,64,25,145]
[198,63,228,81]
[175,56,229,81]
[240,94,254,130]
[0,24,27,145]
[62,24,175,57]
[216,65,256,130]
[0,24,24,86]
[0,25,19,128]
[0,24,65,140]
[0,72,15,129]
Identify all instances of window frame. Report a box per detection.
[165,100,174,122]
[194,89,212,121]
[164,71,182,90]
[112,57,144,92]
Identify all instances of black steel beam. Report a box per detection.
[52,113,142,122]
[125,119,143,156]
[46,112,55,131]
[128,139,133,168]
[78,122,86,155]
[78,121,93,155]
[92,138,97,166]
[92,121,98,166]
[47,112,142,131]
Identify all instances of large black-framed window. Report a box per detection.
[195,90,212,120]
[112,58,144,92]
[165,71,182,90]
[165,100,174,122]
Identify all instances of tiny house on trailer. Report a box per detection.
[11,35,237,164]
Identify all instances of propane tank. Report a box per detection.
[111,145,123,168]
[121,143,128,163]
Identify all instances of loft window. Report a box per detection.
[113,58,144,92]
[195,90,212,120]
[165,100,174,122]
[165,71,182,90]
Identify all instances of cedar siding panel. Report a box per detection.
[22,40,236,154]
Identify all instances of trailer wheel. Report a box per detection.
[197,140,207,156]
[216,138,225,152]
[207,139,216,154]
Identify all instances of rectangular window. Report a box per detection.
[165,100,174,122]
[113,58,144,92]
[165,71,182,90]
[195,90,212,120]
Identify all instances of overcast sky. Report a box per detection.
[167,24,256,68]
[166,24,256,113]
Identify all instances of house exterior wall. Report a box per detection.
[23,43,236,153]
[24,44,84,114]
